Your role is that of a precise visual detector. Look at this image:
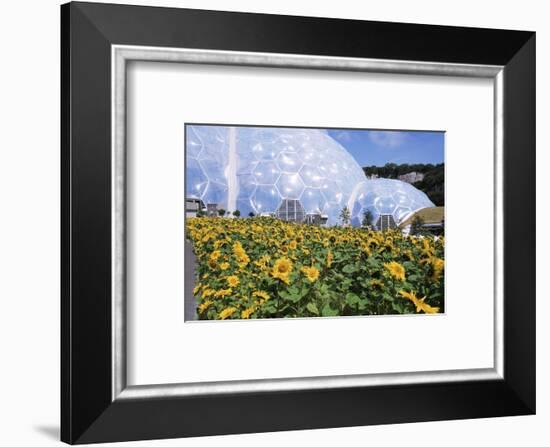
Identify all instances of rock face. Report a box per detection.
[186,125,434,227]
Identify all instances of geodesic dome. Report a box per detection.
[186,125,366,225]
[350,179,435,227]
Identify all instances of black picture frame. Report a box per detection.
[61,2,535,444]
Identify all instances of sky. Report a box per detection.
[327,129,444,167]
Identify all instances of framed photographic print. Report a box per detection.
[61,2,535,444]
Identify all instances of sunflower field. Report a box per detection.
[186,217,444,320]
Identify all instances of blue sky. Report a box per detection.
[327,129,444,167]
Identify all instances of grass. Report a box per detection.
[399,207,444,228]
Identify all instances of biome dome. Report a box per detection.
[186,125,366,225]
[350,178,435,227]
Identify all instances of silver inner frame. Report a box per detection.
[111,45,504,401]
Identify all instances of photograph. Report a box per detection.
[185,125,445,320]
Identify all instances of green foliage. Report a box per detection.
[415,164,444,206]
[339,206,351,226]
[217,208,226,217]
[410,215,426,236]
[232,210,241,217]
[187,217,445,320]
[362,209,374,228]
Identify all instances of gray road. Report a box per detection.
[184,240,198,321]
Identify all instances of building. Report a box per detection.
[398,171,425,184]
[275,199,306,222]
[304,213,328,226]
[376,214,397,231]
[185,198,204,218]
[206,203,218,217]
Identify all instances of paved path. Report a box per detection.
[184,240,198,321]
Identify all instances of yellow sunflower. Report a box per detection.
[399,290,440,314]
[220,262,230,271]
[233,241,250,267]
[430,257,444,282]
[198,299,213,314]
[252,290,269,301]
[213,288,232,298]
[384,261,405,281]
[301,266,320,283]
[327,251,334,267]
[241,306,256,319]
[271,257,293,284]
[226,275,240,287]
[219,307,237,320]
[415,297,440,314]
[209,250,222,261]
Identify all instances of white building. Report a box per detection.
[398,171,425,184]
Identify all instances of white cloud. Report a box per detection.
[333,130,352,142]
[368,131,407,148]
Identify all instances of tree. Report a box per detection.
[217,208,226,217]
[232,210,241,218]
[410,215,425,236]
[339,206,351,226]
[196,209,206,217]
[248,212,255,217]
[362,209,374,229]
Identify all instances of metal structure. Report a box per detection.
[275,199,306,223]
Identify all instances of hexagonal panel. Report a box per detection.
[320,180,344,205]
[186,157,208,198]
[251,185,280,213]
[300,187,326,214]
[276,173,305,199]
[394,206,413,223]
[186,126,203,158]
[392,191,411,207]
[251,140,283,161]
[375,196,397,215]
[253,161,280,185]
[299,165,324,188]
[237,173,256,199]
[198,157,227,185]
[203,181,228,208]
[356,191,378,207]
[276,151,302,173]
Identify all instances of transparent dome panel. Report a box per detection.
[276,173,305,199]
[253,161,280,185]
[186,125,436,227]
[301,187,327,214]
[350,179,434,227]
